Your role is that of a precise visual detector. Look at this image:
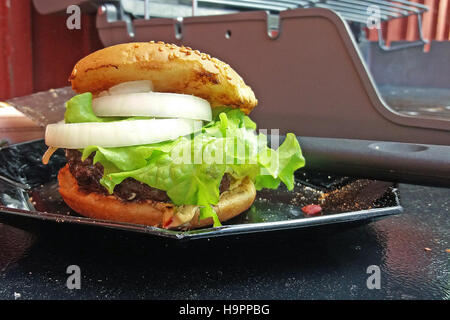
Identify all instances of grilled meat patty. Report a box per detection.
[65,149,231,203]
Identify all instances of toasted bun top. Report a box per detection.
[70,42,258,114]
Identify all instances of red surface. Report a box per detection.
[422,0,436,51]
[0,0,33,100]
[31,8,103,92]
[436,0,449,40]
[0,3,102,100]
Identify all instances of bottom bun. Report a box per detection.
[58,164,256,229]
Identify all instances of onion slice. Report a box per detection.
[42,147,58,164]
[92,92,212,121]
[45,119,202,149]
[108,80,153,95]
[96,80,153,97]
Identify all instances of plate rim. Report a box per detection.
[0,139,403,240]
[0,200,403,240]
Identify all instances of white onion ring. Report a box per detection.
[45,119,202,149]
[92,92,212,121]
[97,80,154,97]
[108,80,153,95]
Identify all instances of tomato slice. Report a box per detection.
[301,204,322,216]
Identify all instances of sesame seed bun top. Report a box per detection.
[69,41,258,114]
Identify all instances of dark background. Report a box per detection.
[0,183,448,300]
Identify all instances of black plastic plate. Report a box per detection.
[0,140,402,240]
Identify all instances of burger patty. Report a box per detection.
[65,149,231,203]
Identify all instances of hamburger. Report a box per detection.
[43,41,305,229]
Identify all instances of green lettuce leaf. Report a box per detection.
[65,93,106,123]
[65,93,305,227]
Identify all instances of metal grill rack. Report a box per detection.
[305,0,429,50]
[116,0,429,51]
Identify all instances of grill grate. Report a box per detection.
[110,0,430,50]
[137,0,428,18]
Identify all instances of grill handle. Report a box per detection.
[297,136,450,187]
